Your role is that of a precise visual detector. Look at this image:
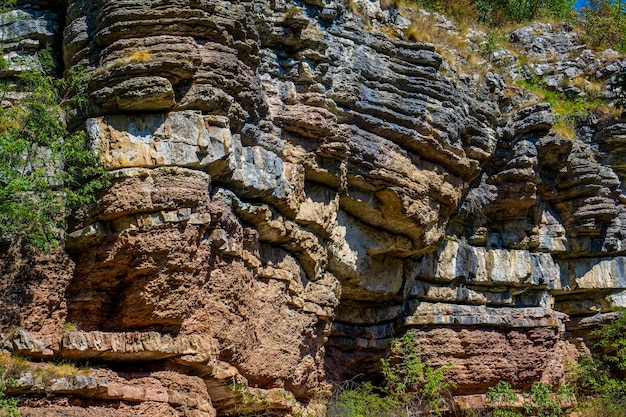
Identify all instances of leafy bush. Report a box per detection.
[0,47,108,250]
[0,376,18,417]
[579,0,626,52]
[486,381,572,417]
[0,355,19,417]
[381,333,453,416]
[481,30,508,55]
[327,332,454,417]
[523,382,572,417]
[402,0,575,26]
[487,381,523,417]
[569,309,626,416]
[593,308,626,370]
[330,382,399,417]
[0,0,15,13]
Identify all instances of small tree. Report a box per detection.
[328,332,454,417]
[580,0,626,52]
[0,46,108,250]
[381,332,454,416]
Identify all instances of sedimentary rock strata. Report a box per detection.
[1,0,626,414]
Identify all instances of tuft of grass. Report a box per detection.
[0,353,29,379]
[129,51,151,63]
[53,362,82,378]
[518,76,610,139]
[58,322,78,331]
[31,361,90,385]
[284,5,304,18]
[551,124,576,139]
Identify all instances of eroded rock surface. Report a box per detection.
[1,0,626,415]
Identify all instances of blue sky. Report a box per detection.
[576,0,626,8]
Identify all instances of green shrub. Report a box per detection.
[0,46,109,250]
[579,0,626,52]
[593,308,626,371]
[481,30,508,55]
[487,381,571,417]
[571,354,626,416]
[569,310,626,416]
[381,333,453,416]
[523,382,571,417]
[0,0,15,14]
[327,332,454,417]
[0,364,19,417]
[330,382,399,417]
[487,381,523,417]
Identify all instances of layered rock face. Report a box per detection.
[2,0,626,415]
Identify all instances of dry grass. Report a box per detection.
[129,51,151,63]
[52,362,86,377]
[551,123,576,139]
[348,0,371,23]
[584,80,605,100]
[31,361,90,385]
[284,5,304,19]
[380,0,402,9]
[0,353,30,378]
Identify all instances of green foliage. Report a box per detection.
[487,381,523,417]
[570,354,626,416]
[481,30,508,55]
[331,382,399,417]
[0,367,19,417]
[327,332,454,417]
[381,333,453,415]
[580,0,626,52]
[227,381,274,416]
[593,308,626,370]
[0,0,16,14]
[0,46,108,250]
[405,0,575,26]
[569,310,626,416]
[523,382,571,417]
[518,71,606,138]
[487,381,571,417]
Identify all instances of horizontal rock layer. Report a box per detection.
[1,0,626,415]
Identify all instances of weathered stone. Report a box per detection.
[416,239,561,288]
[5,1,626,415]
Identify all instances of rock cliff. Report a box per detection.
[2,0,626,415]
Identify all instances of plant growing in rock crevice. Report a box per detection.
[327,332,454,417]
[0,375,18,417]
[0,44,109,250]
[0,353,19,417]
[486,380,572,417]
[561,311,626,416]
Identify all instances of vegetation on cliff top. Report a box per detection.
[403,0,576,26]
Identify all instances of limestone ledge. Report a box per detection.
[4,0,626,410]
[402,303,566,330]
[1,329,217,365]
[417,239,626,298]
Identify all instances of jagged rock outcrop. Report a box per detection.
[2,0,626,415]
